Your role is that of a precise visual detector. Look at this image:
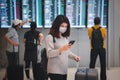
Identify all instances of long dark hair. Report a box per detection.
[49,15,70,38]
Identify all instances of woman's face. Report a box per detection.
[59,22,68,34]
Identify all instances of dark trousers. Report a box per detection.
[25,60,37,79]
[89,48,106,80]
[49,73,67,80]
[6,51,19,66]
[5,51,19,79]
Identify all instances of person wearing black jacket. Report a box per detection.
[23,22,43,80]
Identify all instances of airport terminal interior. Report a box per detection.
[0,0,120,80]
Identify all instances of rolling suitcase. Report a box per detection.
[75,68,98,80]
[7,65,23,80]
[7,46,24,80]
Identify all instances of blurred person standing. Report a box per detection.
[3,19,31,80]
[88,17,107,80]
[23,22,43,80]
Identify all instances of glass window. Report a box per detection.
[66,0,86,28]
[87,0,108,27]
[0,0,108,28]
[0,0,15,28]
[44,0,65,28]
[22,0,37,28]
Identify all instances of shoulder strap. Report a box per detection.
[99,26,101,29]
[92,26,101,30]
[34,30,39,45]
[51,34,56,43]
[53,36,55,43]
[92,27,95,30]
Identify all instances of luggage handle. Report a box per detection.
[76,61,79,70]
[76,61,82,71]
[76,61,87,71]
[13,45,19,65]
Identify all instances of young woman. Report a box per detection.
[45,15,80,80]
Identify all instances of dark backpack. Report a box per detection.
[40,35,55,79]
[41,35,55,68]
[91,27,103,49]
[40,48,47,70]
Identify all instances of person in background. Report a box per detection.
[3,19,31,80]
[23,22,43,80]
[45,15,80,80]
[88,17,107,80]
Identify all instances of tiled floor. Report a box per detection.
[0,67,120,80]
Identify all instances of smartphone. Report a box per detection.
[69,40,75,45]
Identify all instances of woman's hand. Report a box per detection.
[59,44,71,54]
[74,56,80,62]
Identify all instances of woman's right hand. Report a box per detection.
[59,44,71,54]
